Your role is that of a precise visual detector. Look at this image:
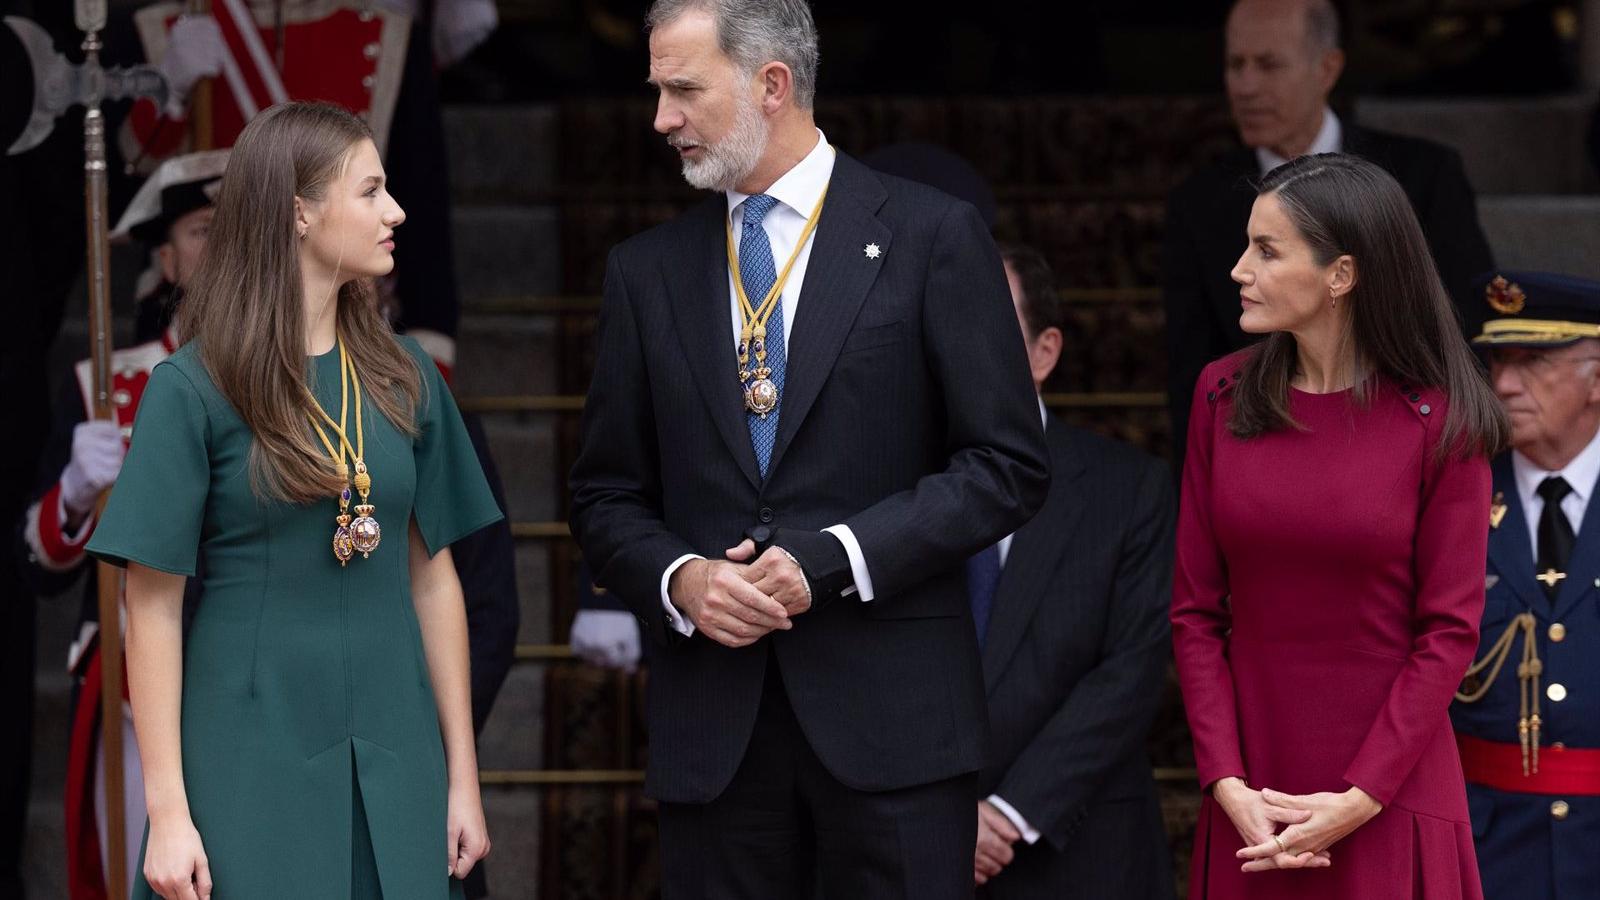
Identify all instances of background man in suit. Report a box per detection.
[972,245,1175,898]
[1452,272,1600,900]
[567,1,1050,897]
[1163,0,1493,463]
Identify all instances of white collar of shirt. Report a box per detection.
[723,129,835,350]
[726,128,834,227]
[1256,107,1342,175]
[1512,424,1600,549]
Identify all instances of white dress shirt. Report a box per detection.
[657,130,879,636]
[1512,425,1600,555]
[1256,106,1342,175]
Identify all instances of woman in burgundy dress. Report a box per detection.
[1172,153,1509,899]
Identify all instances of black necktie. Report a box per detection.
[1536,476,1575,600]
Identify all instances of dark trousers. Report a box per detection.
[658,652,977,900]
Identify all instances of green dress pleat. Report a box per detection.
[88,336,502,900]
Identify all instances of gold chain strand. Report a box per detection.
[724,153,835,375]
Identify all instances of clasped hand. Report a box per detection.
[1213,777,1382,873]
[669,539,812,647]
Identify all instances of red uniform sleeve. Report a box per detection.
[24,483,96,573]
[1342,394,1490,805]
[1171,360,1248,790]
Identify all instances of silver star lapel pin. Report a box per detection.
[864,242,882,260]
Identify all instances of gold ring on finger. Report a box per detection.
[1272,834,1288,854]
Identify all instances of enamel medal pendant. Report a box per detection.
[350,506,381,558]
[349,461,381,558]
[333,487,355,566]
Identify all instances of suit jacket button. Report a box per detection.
[1418,404,1432,415]
[1547,683,1568,702]
[1550,622,1567,642]
[759,507,774,523]
[1552,800,1570,820]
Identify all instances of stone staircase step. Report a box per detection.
[1356,94,1599,196]
[477,665,546,772]
[513,542,556,648]
[455,314,560,399]
[453,205,564,304]
[444,105,560,205]
[479,786,543,897]
[1479,194,1600,280]
[482,418,560,524]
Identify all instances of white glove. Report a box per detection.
[60,420,126,518]
[569,609,641,672]
[160,16,228,118]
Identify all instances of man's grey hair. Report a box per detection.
[1304,0,1341,53]
[1230,0,1342,54]
[646,0,820,109]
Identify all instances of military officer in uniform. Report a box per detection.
[1452,271,1600,900]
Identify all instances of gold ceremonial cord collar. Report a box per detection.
[306,337,365,469]
[1474,319,1600,345]
[724,153,836,345]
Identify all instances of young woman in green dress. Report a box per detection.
[87,101,503,900]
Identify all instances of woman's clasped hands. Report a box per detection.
[1213,776,1383,874]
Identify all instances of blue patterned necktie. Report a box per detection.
[967,542,1002,646]
[739,194,784,477]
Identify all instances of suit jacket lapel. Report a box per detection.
[981,419,1086,687]
[766,154,891,477]
[667,195,762,489]
[1552,470,1600,621]
[1487,455,1542,614]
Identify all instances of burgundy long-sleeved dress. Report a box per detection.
[1173,351,1490,899]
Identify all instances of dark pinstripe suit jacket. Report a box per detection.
[978,417,1175,899]
[568,152,1051,804]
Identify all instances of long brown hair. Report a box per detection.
[177,102,422,504]
[1228,153,1508,460]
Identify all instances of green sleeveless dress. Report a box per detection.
[87,336,503,900]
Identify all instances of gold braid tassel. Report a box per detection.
[1457,612,1540,776]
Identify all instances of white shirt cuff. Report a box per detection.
[986,794,1041,845]
[820,524,874,601]
[659,554,703,636]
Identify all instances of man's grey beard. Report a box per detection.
[678,92,770,192]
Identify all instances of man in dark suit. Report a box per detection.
[1164,0,1494,462]
[971,245,1175,899]
[567,2,1050,897]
